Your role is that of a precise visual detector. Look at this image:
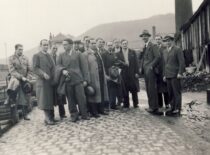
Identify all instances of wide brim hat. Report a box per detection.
[139,30,151,37]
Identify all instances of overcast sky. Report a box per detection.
[0,0,203,58]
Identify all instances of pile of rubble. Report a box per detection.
[182,100,210,142]
[182,71,210,92]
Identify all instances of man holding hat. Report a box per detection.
[162,34,185,116]
[140,30,162,115]
[57,38,89,122]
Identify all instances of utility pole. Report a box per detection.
[4,43,8,65]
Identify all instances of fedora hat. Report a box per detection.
[162,34,174,42]
[85,85,96,96]
[139,30,151,37]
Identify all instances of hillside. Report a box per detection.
[78,13,175,49]
[0,14,175,64]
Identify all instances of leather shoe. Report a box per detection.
[152,109,163,116]
[91,114,100,118]
[53,119,59,122]
[70,117,79,123]
[145,108,154,113]
[134,105,139,108]
[99,112,109,115]
[44,120,55,125]
[24,116,30,121]
[82,116,90,120]
[166,110,181,117]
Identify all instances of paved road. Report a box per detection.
[0,91,207,155]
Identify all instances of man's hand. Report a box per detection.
[135,74,139,78]
[22,77,27,82]
[177,74,182,79]
[62,70,69,76]
[105,75,111,80]
[163,76,166,82]
[83,81,88,87]
[43,73,50,80]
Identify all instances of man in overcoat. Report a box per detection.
[95,38,109,114]
[57,38,89,122]
[140,30,162,115]
[82,38,109,117]
[33,39,55,125]
[155,36,169,109]
[8,44,33,120]
[102,41,121,110]
[162,35,185,116]
[115,39,140,108]
[50,45,67,120]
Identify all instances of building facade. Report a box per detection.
[180,0,210,72]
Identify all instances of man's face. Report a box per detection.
[165,39,173,47]
[107,42,113,51]
[74,43,79,50]
[114,40,120,48]
[102,41,105,48]
[155,37,162,45]
[16,46,23,56]
[41,40,49,52]
[121,40,128,49]
[142,35,150,43]
[90,40,96,50]
[96,39,103,49]
[84,38,90,48]
[51,46,57,54]
[62,41,72,51]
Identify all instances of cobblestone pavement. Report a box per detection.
[0,91,207,155]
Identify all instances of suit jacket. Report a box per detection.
[116,49,140,92]
[163,45,185,78]
[141,42,160,75]
[57,50,88,85]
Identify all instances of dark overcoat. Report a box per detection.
[32,52,55,110]
[156,45,168,93]
[115,49,140,92]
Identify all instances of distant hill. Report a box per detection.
[78,13,175,49]
[0,14,175,64]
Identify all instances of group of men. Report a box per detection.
[6,29,185,125]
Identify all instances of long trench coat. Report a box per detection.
[32,52,55,110]
[8,54,33,106]
[82,49,109,103]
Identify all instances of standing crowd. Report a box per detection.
[5,29,185,125]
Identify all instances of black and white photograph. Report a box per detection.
[0,0,210,154]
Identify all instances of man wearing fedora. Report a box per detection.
[140,30,162,115]
[162,34,185,116]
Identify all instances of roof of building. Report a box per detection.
[51,33,74,43]
[180,0,210,32]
